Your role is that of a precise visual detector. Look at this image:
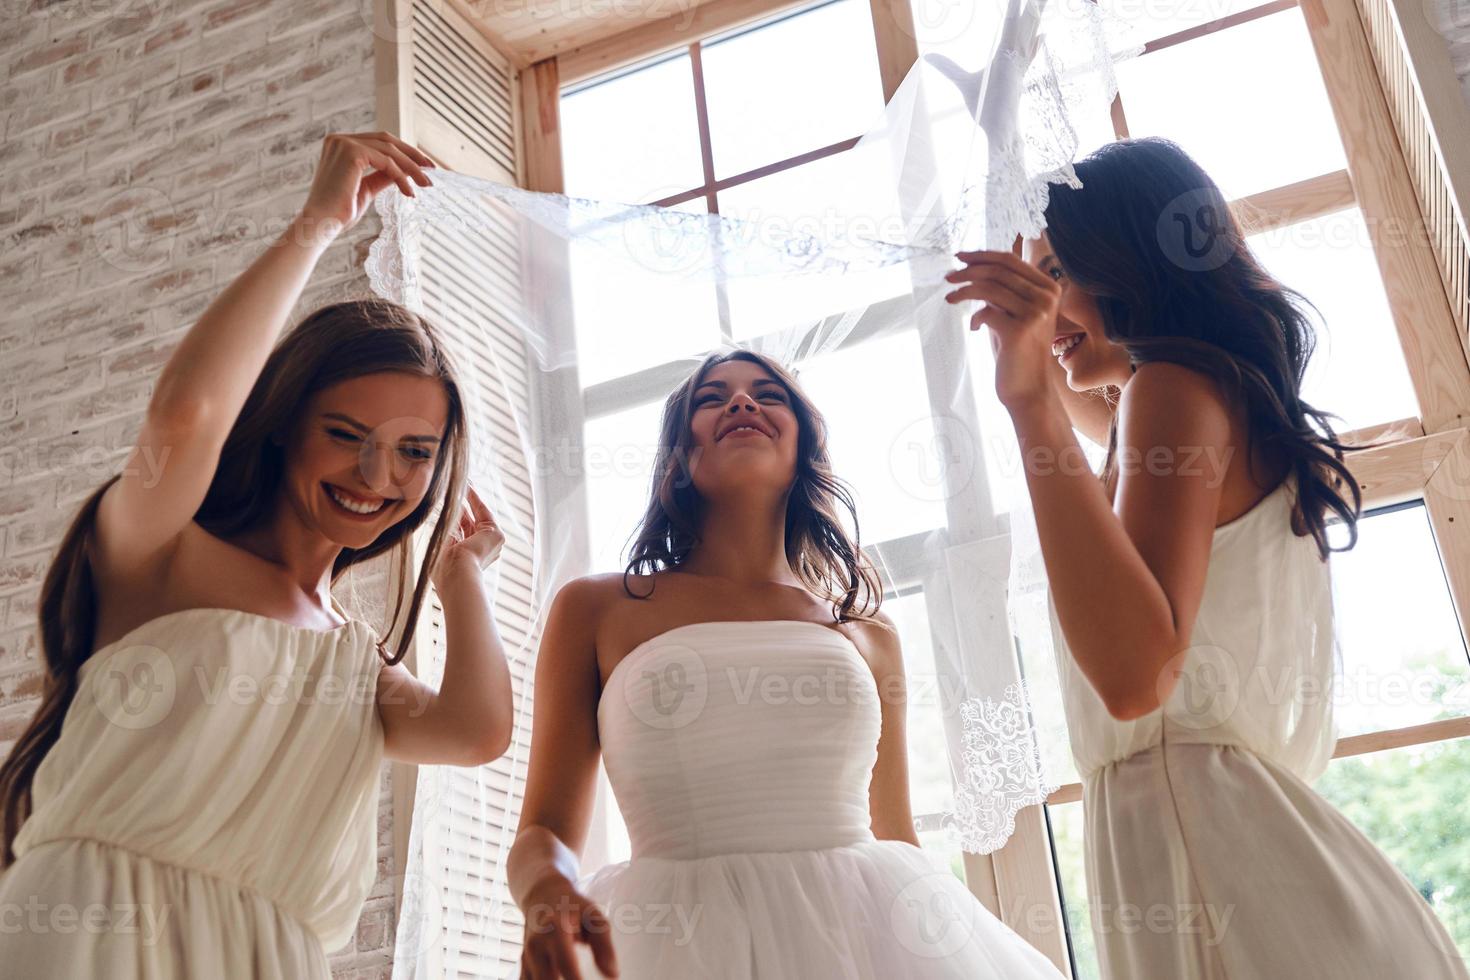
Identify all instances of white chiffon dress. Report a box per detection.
[574,618,1064,979]
[1050,476,1469,978]
[0,605,386,979]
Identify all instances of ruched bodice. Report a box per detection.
[1051,476,1338,781]
[597,619,879,859]
[575,618,1065,978]
[5,606,386,969]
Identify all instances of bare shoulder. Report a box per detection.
[547,573,627,630]
[841,607,904,677]
[1118,361,1231,430]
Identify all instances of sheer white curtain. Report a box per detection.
[371,0,1142,973]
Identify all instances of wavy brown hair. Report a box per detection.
[1043,137,1370,558]
[621,349,884,624]
[0,297,470,864]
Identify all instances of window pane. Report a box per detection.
[964,331,1030,519]
[1115,8,1348,201]
[562,53,705,203]
[884,591,955,816]
[1313,737,1470,960]
[702,0,886,178]
[918,826,968,882]
[795,330,950,543]
[964,331,1107,522]
[716,146,915,341]
[1327,504,1470,737]
[1247,207,1419,432]
[909,0,1005,64]
[570,197,724,387]
[1100,0,1281,44]
[1048,802,1104,980]
[583,398,665,574]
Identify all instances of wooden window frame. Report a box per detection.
[381,0,1470,970]
[530,0,1470,973]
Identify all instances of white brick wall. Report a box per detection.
[2,2,400,976]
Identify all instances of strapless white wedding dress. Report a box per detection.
[573,619,1062,978]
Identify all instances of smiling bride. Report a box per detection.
[505,350,1065,979]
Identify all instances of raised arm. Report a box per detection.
[1013,361,1228,719]
[949,248,1229,721]
[93,133,435,582]
[507,577,620,980]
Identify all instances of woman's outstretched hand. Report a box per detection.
[944,242,1063,420]
[296,131,435,242]
[431,485,505,591]
[519,874,620,980]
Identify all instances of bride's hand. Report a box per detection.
[519,875,619,979]
[944,243,1064,420]
[295,131,435,241]
[430,485,505,591]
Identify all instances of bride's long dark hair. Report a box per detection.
[622,349,884,624]
[1043,137,1366,558]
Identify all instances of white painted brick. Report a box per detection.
[6,84,90,140]
[116,15,202,62]
[6,31,90,80]
[267,0,367,43]
[4,2,396,972]
[133,67,226,123]
[88,51,184,110]
[1,590,35,633]
[178,14,271,74]
[18,361,105,416]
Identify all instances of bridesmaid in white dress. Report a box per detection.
[0,132,515,978]
[507,351,1065,979]
[947,136,1468,978]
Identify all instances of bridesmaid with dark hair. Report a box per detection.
[949,135,1468,978]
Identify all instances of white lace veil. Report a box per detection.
[369,0,1142,971]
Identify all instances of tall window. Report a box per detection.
[560,0,978,878]
[548,0,1470,975]
[1003,1,1470,974]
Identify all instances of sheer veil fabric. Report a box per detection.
[367,0,1143,972]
